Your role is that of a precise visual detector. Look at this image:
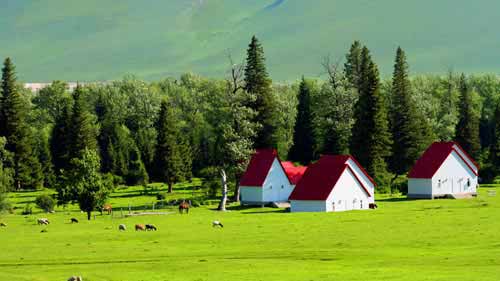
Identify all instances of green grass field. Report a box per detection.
[0,183,499,281]
[2,0,500,82]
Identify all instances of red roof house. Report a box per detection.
[281,161,307,185]
[289,155,376,212]
[239,149,294,204]
[408,142,479,198]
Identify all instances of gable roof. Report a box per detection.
[289,155,373,201]
[281,162,307,185]
[239,149,291,187]
[408,142,479,179]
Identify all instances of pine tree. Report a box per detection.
[350,47,392,186]
[67,84,97,162]
[489,102,500,167]
[51,103,71,175]
[288,77,314,165]
[455,74,480,158]
[126,146,149,186]
[0,58,42,190]
[389,47,431,177]
[244,35,278,148]
[153,101,184,193]
[344,40,363,91]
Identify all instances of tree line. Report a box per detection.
[1,36,499,215]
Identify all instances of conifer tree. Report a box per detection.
[389,47,431,177]
[455,74,480,158]
[344,40,363,91]
[350,47,392,186]
[244,35,278,148]
[489,102,500,167]
[288,77,314,165]
[126,146,149,186]
[51,103,71,175]
[153,101,184,193]
[67,84,97,162]
[0,58,42,189]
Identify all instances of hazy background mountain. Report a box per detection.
[1,0,499,82]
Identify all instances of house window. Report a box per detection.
[467,179,471,188]
[269,185,272,189]
[281,185,284,189]
[338,200,342,205]
[360,200,363,208]
[438,179,441,188]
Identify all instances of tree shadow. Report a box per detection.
[376,197,417,202]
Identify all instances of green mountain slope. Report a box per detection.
[1,0,499,82]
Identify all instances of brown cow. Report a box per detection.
[135,224,145,231]
[178,200,190,214]
[102,204,112,215]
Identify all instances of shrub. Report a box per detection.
[156,192,167,201]
[35,194,55,212]
[22,203,32,215]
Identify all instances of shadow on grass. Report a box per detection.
[241,209,288,214]
[376,197,417,202]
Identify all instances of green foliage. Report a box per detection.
[63,149,113,220]
[126,147,149,186]
[389,47,432,176]
[153,101,186,193]
[350,47,392,187]
[0,58,43,190]
[35,194,55,212]
[21,203,32,215]
[288,78,315,165]
[244,35,278,149]
[50,103,72,175]
[455,74,481,159]
[344,40,363,91]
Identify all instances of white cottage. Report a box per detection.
[239,149,295,205]
[408,142,479,199]
[289,155,376,212]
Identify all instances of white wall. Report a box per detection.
[262,158,294,202]
[240,187,262,203]
[346,159,375,203]
[432,151,478,195]
[291,168,371,212]
[290,200,326,212]
[326,168,371,211]
[408,178,433,198]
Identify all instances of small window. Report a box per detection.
[438,179,441,188]
[338,200,342,204]
[281,185,284,189]
[269,185,272,189]
[467,179,471,187]
[360,200,363,208]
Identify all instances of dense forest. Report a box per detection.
[1,37,500,215]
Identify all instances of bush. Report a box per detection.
[35,194,55,212]
[22,203,32,215]
[156,192,167,201]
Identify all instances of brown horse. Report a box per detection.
[179,201,190,214]
[102,204,112,215]
[135,224,145,231]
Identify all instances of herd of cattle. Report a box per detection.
[33,217,159,231]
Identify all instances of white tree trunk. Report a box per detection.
[218,169,228,211]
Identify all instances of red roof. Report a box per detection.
[239,149,291,187]
[289,155,373,201]
[281,162,307,185]
[408,142,479,179]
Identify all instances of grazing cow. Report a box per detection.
[178,200,190,214]
[70,218,79,223]
[135,224,145,231]
[0,222,6,227]
[67,276,83,281]
[102,204,112,215]
[369,203,378,209]
[37,218,49,225]
[145,224,157,231]
[212,221,223,228]
[119,224,126,231]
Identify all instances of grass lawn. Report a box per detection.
[0,184,499,281]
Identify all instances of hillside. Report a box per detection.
[1,0,499,82]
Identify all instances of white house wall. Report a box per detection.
[262,158,294,202]
[290,200,327,212]
[346,159,375,203]
[326,168,371,212]
[240,186,263,203]
[452,145,478,174]
[432,151,477,195]
[408,178,433,198]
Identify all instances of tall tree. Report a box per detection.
[0,137,13,211]
[67,85,97,162]
[50,103,72,175]
[65,149,112,220]
[244,35,278,148]
[489,101,500,167]
[350,47,392,186]
[0,58,42,190]
[153,100,185,193]
[344,40,363,91]
[389,47,431,178]
[455,74,480,158]
[288,77,314,165]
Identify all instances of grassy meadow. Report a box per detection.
[0,183,499,281]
